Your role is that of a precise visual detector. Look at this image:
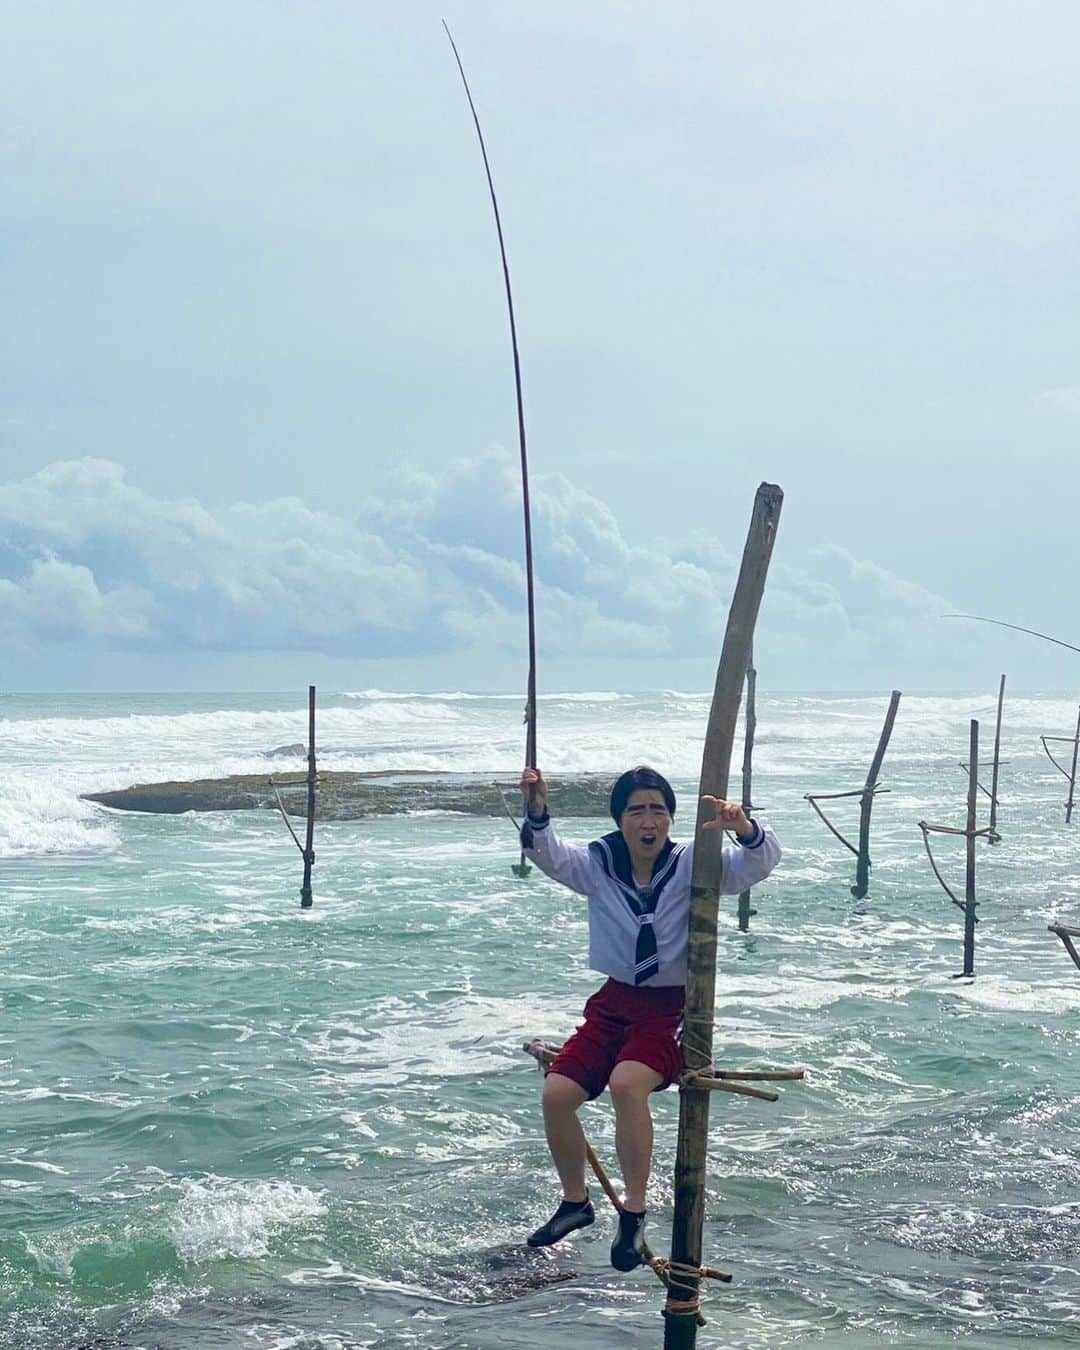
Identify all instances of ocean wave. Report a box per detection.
[169,1176,326,1263]
[0,774,121,859]
[342,689,630,703]
[7,690,1079,858]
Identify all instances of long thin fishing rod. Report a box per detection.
[944,613,1080,657]
[443,21,537,773]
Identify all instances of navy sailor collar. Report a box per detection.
[588,830,684,907]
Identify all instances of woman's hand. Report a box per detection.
[520,767,548,817]
[700,795,754,840]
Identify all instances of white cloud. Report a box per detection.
[0,455,970,683]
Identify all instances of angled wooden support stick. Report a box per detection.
[679,1064,805,1102]
[521,1040,731,1301]
[804,691,901,899]
[1049,923,1080,972]
[679,1073,776,1103]
[1041,705,1080,824]
[664,483,783,1349]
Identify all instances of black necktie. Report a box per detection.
[633,885,660,985]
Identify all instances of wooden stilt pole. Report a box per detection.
[300,684,316,909]
[737,651,757,933]
[663,483,783,1349]
[1039,705,1080,825]
[988,675,1005,839]
[805,690,901,900]
[267,686,318,909]
[851,690,902,899]
[961,719,978,977]
[920,720,997,976]
[957,676,1006,842]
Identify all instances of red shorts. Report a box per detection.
[548,978,685,1101]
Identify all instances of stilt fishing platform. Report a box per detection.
[919,718,999,978]
[518,484,802,1344]
[805,689,902,899]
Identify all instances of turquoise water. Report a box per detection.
[2,690,1079,1348]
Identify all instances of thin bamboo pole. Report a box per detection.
[737,651,757,932]
[851,690,902,899]
[1067,705,1080,825]
[959,720,979,976]
[301,685,316,909]
[663,483,783,1349]
[442,25,538,877]
[523,1041,733,1295]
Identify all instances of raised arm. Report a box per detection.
[697,794,781,895]
[519,767,599,896]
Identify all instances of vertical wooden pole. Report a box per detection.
[663,483,782,1349]
[300,685,316,909]
[851,690,902,899]
[961,719,978,977]
[988,674,1005,839]
[1067,704,1080,826]
[737,651,757,933]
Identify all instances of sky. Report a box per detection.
[3,1,1079,692]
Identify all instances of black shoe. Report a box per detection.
[526,1193,595,1247]
[610,1209,646,1270]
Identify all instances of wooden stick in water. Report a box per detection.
[301,685,316,909]
[961,719,978,977]
[989,674,1005,839]
[852,690,902,899]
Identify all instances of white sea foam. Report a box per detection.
[169,1176,326,1262]
[342,688,629,702]
[0,772,121,858]
[5,689,1077,858]
[952,977,1080,1014]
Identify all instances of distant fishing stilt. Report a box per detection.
[269,684,318,908]
[444,22,538,877]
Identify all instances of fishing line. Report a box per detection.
[944,613,1080,656]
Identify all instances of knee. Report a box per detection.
[608,1063,658,1105]
[542,1073,586,1115]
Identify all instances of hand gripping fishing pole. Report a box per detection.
[443,23,538,874]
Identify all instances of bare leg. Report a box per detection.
[608,1059,663,1212]
[541,1072,590,1201]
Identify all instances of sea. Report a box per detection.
[2,689,1079,1349]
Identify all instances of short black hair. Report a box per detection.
[610,766,676,823]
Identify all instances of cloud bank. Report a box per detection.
[0,454,980,687]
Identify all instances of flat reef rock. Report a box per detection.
[82,771,612,821]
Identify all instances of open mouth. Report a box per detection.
[641,834,657,846]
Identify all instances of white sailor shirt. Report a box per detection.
[522,815,781,988]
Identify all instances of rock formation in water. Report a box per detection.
[83,771,612,820]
